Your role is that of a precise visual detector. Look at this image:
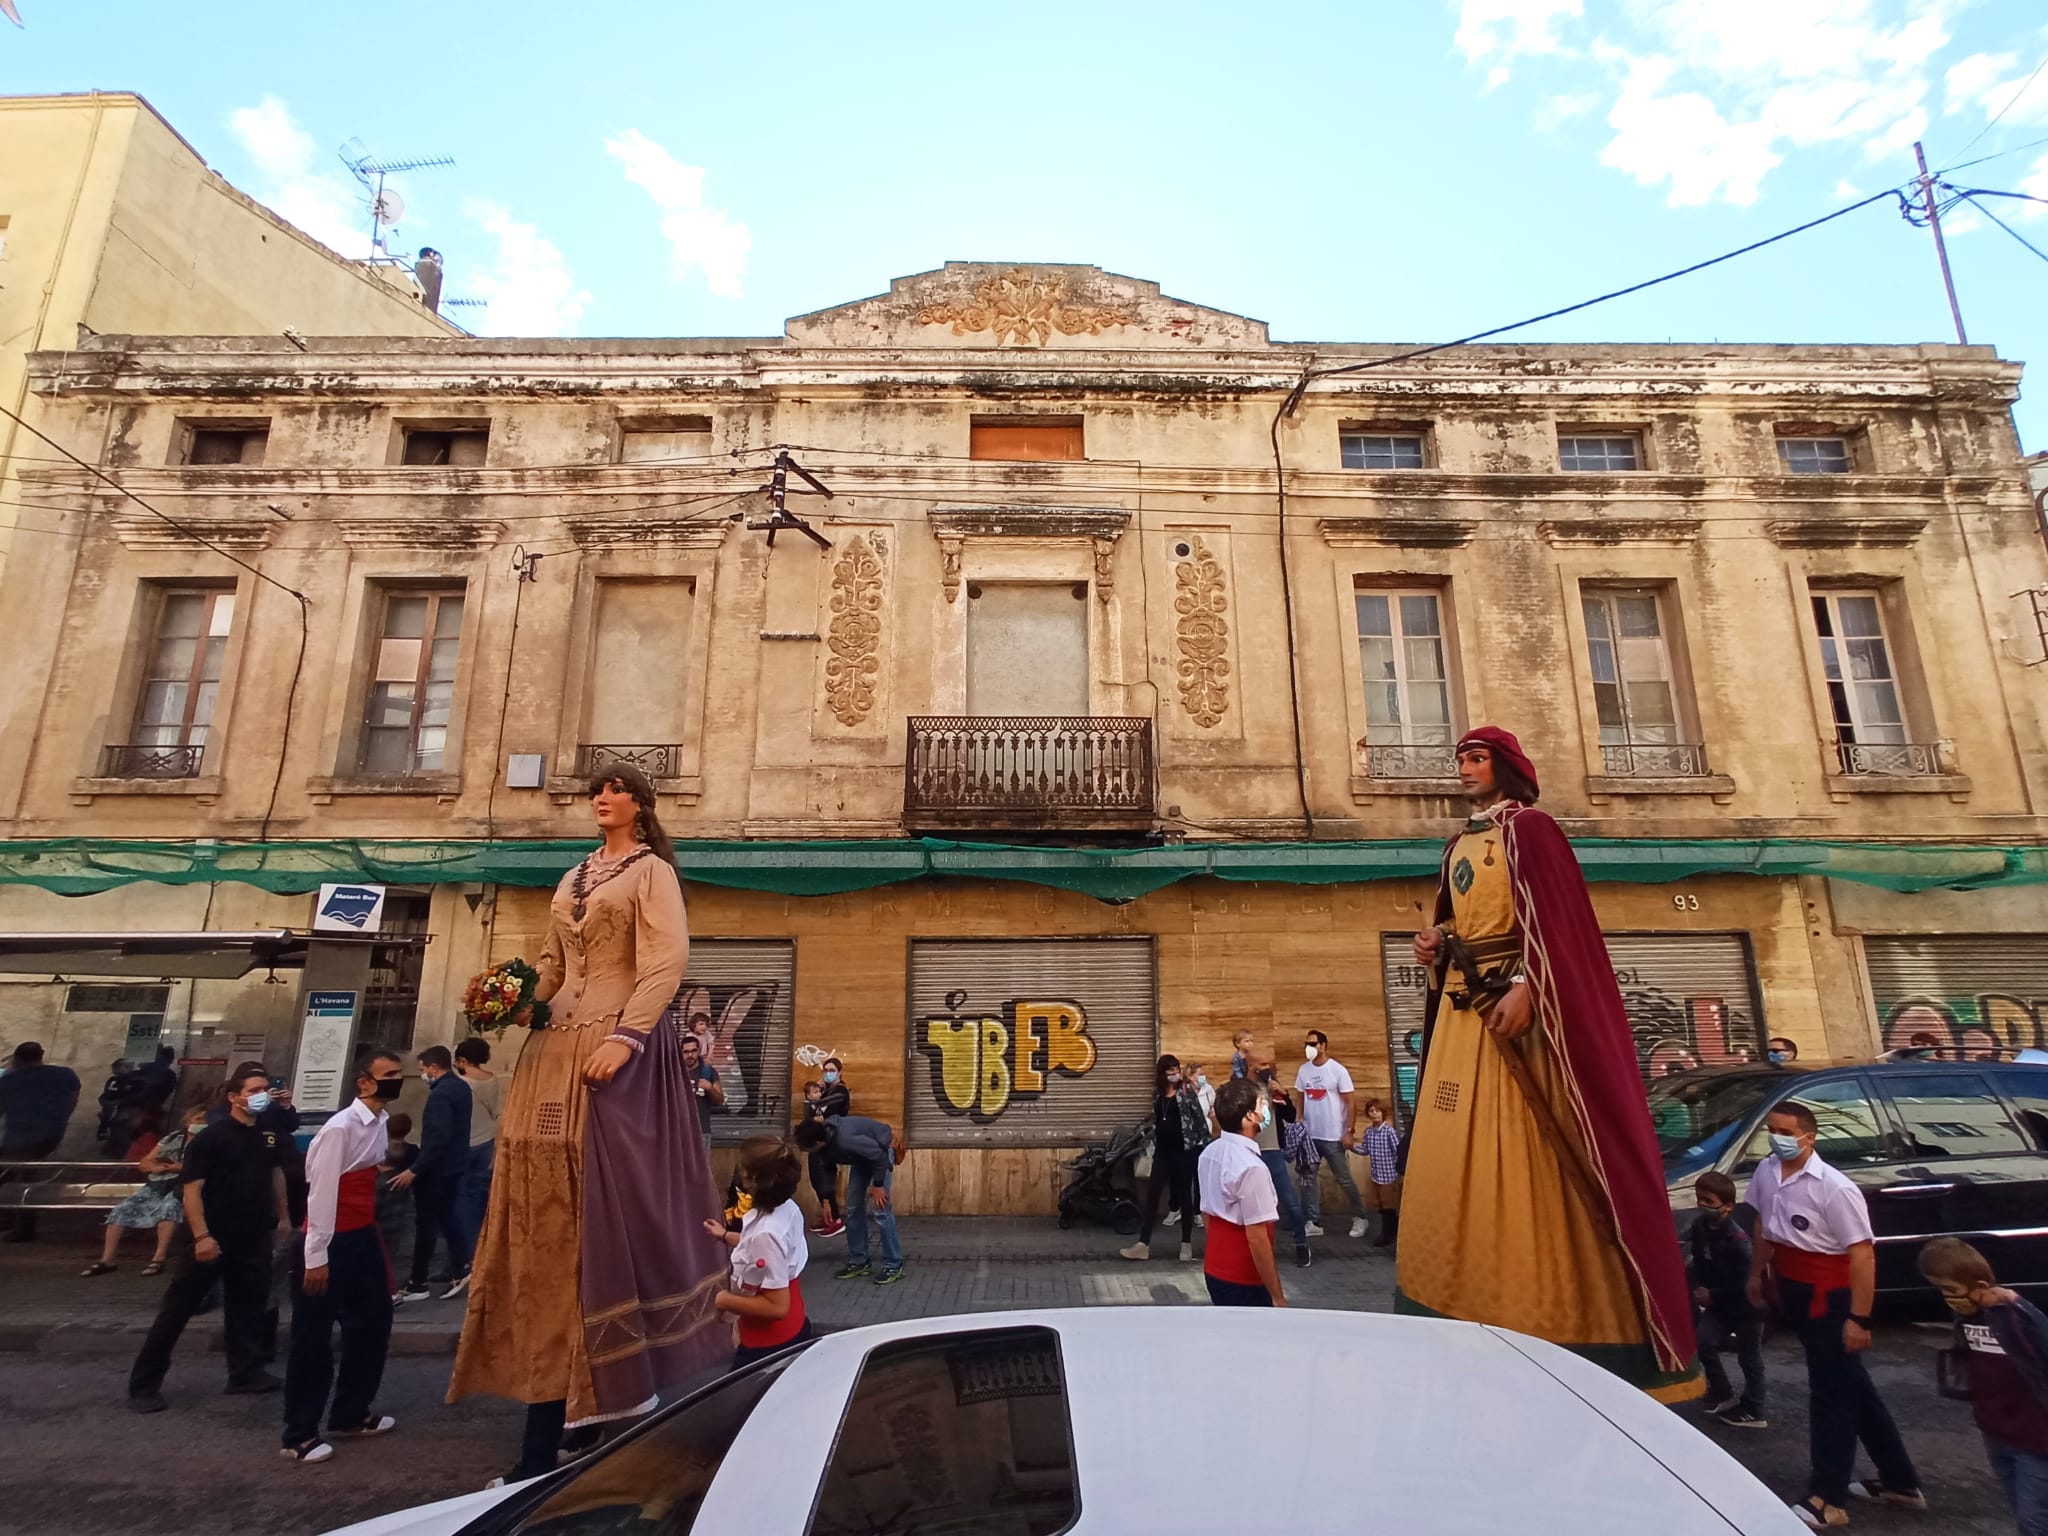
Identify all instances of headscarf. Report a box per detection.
[1455,726,1539,797]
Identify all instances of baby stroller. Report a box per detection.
[1057,1121,1145,1233]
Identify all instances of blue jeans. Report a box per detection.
[1988,1437,2048,1536]
[1302,1139,1368,1225]
[1260,1149,1308,1246]
[843,1158,902,1270]
[458,1141,494,1252]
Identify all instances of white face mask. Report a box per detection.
[1304,1043,1318,1061]
[1768,1131,1806,1161]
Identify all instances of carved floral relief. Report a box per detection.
[825,532,886,727]
[916,271,1135,346]
[1174,537,1231,729]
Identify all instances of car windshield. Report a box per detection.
[1648,1072,1786,1178]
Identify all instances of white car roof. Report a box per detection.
[698,1308,1804,1535]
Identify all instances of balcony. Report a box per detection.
[1836,740,1949,778]
[579,743,684,779]
[1601,742,1710,777]
[100,743,204,780]
[904,716,1154,833]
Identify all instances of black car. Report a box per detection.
[1652,1058,2048,1297]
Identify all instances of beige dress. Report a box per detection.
[448,847,690,1420]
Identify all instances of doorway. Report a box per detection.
[967,583,1089,716]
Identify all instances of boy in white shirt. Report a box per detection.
[1198,1078,1287,1308]
[704,1137,812,1368]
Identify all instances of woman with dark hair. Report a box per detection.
[1120,1053,1209,1264]
[448,763,728,1484]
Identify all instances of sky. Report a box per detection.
[7,0,2048,445]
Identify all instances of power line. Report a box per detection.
[1959,194,2048,268]
[1942,52,2048,169]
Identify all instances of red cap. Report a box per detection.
[1455,726,1539,796]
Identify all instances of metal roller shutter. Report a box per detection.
[1380,931,1766,1124]
[665,939,797,1143]
[906,937,1157,1146]
[1864,936,2048,1057]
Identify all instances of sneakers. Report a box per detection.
[1118,1242,1150,1261]
[224,1372,283,1395]
[128,1390,168,1415]
[818,1218,845,1238]
[1303,1222,1325,1238]
[1196,1213,1206,1229]
[1349,1218,1369,1239]
[1702,1395,1740,1416]
[1165,1210,1181,1227]
[440,1274,470,1301]
[1848,1481,1927,1512]
[1793,1497,1850,1529]
[332,1415,397,1438]
[1295,1245,1312,1269]
[1716,1407,1768,1430]
[873,1266,904,1286]
[394,1284,432,1303]
[834,1261,871,1280]
[280,1440,334,1464]
[1178,1242,1195,1263]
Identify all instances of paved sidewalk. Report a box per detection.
[0,1214,1393,1353]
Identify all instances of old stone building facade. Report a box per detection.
[3,262,2044,1209]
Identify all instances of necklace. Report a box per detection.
[571,845,650,922]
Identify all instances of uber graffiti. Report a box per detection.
[1879,994,2047,1059]
[918,988,1098,1122]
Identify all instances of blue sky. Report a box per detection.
[9,0,2048,445]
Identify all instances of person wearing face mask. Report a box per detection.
[1120,1054,1208,1264]
[1769,1038,1800,1068]
[1197,1078,1287,1307]
[1295,1031,1370,1239]
[390,1046,472,1302]
[128,1067,290,1413]
[1747,1101,1924,1529]
[1687,1171,1765,1429]
[1917,1238,2048,1536]
[1246,1047,1311,1268]
[280,1051,407,1463]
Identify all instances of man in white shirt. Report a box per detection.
[1746,1100,1924,1529]
[1295,1030,1369,1238]
[280,1051,405,1465]
[1198,1078,1286,1307]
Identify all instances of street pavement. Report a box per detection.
[0,1216,2017,1535]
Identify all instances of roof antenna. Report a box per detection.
[338,138,455,261]
[746,449,834,550]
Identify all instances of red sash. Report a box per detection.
[1773,1244,1853,1317]
[737,1275,807,1349]
[333,1166,377,1234]
[1203,1217,1273,1288]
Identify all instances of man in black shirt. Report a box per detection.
[128,1066,289,1412]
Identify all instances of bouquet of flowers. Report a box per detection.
[462,957,550,1037]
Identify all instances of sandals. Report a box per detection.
[142,1260,166,1277]
[80,1262,115,1277]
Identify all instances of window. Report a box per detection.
[969,418,1084,462]
[400,426,489,466]
[619,417,713,463]
[1994,1069,2048,1150]
[1812,592,1906,748]
[1882,1072,2029,1158]
[1778,436,1854,474]
[1582,587,1702,775]
[1558,433,1642,472]
[1340,432,1425,470]
[1737,1077,1891,1172]
[1357,590,1453,775]
[360,588,464,775]
[182,424,268,466]
[809,1328,1076,1536]
[132,588,233,749]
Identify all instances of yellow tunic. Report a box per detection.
[1396,826,1669,1386]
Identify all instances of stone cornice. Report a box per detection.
[335,518,506,549]
[1318,516,1475,548]
[1767,516,1928,548]
[926,504,1131,543]
[564,515,731,550]
[109,513,277,551]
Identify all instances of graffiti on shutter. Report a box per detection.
[1864,936,2048,1059]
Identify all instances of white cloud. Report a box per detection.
[226,97,368,257]
[1835,177,1865,197]
[459,199,591,337]
[603,128,751,299]
[1600,54,1783,206]
[2021,151,2048,219]
[1535,90,1602,130]
[1454,0,1582,64]
[1945,52,2020,115]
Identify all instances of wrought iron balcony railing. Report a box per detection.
[1361,742,1458,779]
[1836,740,1946,778]
[905,716,1154,827]
[579,743,684,779]
[1600,742,1711,777]
[100,743,204,780]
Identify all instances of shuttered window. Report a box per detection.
[906,938,1155,1146]
[1380,931,1765,1124]
[664,939,797,1143]
[1864,936,2048,1060]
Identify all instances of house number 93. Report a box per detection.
[1672,893,1700,911]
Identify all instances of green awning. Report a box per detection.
[0,836,2039,899]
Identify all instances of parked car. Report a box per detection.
[1653,1058,2048,1297]
[326,1309,1802,1536]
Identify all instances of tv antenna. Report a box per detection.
[745,449,834,550]
[338,139,455,256]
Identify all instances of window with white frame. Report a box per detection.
[1582,587,1703,775]
[1356,590,1454,774]
[1558,433,1642,472]
[1812,591,1907,749]
[1777,436,1853,474]
[132,588,234,748]
[360,587,465,775]
[1340,432,1425,470]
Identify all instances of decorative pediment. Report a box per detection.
[111,513,278,551]
[1539,517,1702,547]
[1767,516,1927,548]
[926,504,1130,603]
[337,518,506,549]
[564,515,731,551]
[785,264,1271,350]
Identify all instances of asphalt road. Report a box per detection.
[0,1320,2015,1536]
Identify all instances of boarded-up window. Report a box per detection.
[183,425,269,465]
[970,419,1084,462]
[619,418,713,463]
[401,427,489,466]
[585,580,693,748]
[968,583,1088,716]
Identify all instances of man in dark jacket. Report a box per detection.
[1689,1170,1765,1428]
[390,1046,471,1302]
[794,1111,903,1286]
[1,1042,82,1241]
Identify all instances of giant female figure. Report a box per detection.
[449,766,728,1479]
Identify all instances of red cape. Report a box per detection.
[1425,804,1696,1377]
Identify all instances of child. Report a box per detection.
[801,1081,845,1236]
[1918,1238,2048,1535]
[1689,1170,1765,1428]
[703,1136,813,1368]
[1351,1099,1403,1248]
